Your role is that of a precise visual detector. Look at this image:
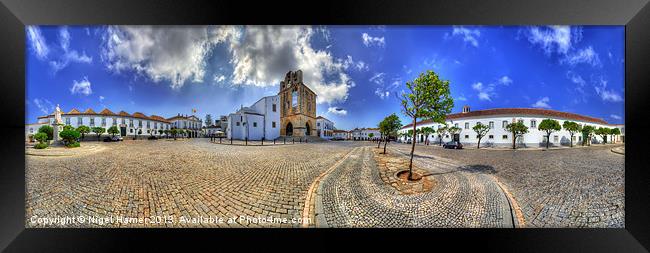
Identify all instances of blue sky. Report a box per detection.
[26,26,625,128]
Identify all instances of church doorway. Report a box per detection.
[286,122,293,136]
[305,122,311,136]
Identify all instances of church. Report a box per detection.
[226,70,318,140]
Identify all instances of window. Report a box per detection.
[530,120,537,128]
[518,119,524,124]
[130,129,133,133]
[129,119,133,127]
[90,118,95,126]
[30,128,33,133]
[317,122,320,127]
[502,135,508,139]
[253,122,257,127]
[121,118,125,124]
[65,117,70,125]
[489,121,494,129]
[272,104,276,112]
[292,90,298,108]
[101,117,106,126]
[113,118,117,125]
[138,120,142,127]
[465,135,469,139]
[465,122,469,129]
[78,117,82,125]
[147,130,150,134]
[236,122,240,126]
[272,121,276,128]
[489,135,494,139]
[579,136,582,142]
[502,121,508,128]
[454,123,458,128]
[554,135,558,142]
[154,122,158,129]
[147,121,150,128]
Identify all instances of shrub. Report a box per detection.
[34,143,49,149]
[38,125,54,140]
[34,132,48,144]
[59,129,81,146]
[66,141,80,148]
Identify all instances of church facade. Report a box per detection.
[279,70,317,137]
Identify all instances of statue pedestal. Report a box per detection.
[52,123,63,143]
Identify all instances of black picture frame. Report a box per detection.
[1,0,648,252]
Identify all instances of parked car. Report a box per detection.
[443,141,463,149]
[103,136,122,142]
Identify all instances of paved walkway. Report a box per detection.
[319,146,514,228]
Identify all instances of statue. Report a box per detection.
[52,104,63,142]
[54,104,63,124]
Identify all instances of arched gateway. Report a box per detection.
[286,122,293,136]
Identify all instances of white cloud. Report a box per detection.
[227,26,353,104]
[562,46,601,67]
[610,114,621,120]
[594,78,623,102]
[456,95,467,101]
[531,97,551,108]
[525,26,577,55]
[341,55,368,71]
[32,98,54,115]
[213,74,226,83]
[449,26,481,47]
[70,77,93,96]
[101,26,240,89]
[47,26,93,73]
[369,72,386,85]
[361,33,385,47]
[498,76,512,85]
[374,88,390,99]
[327,107,347,116]
[472,82,495,101]
[27,26,49,60]
[99,95,105,101]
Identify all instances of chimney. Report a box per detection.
[462,105,471,113]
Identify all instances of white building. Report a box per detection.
[26,107,172,141]
[399,106,624,148]
[351,127,381,140]
[316,116,335,140]
[227,95,280,140]
[332,129,351,140]
[167,114,202,138]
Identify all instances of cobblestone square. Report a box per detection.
[26,139,624,228]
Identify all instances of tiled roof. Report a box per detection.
[83,108,97,114]
[99,108,116,116]
[149,115,170,123]
[333,129,349,133]
[67,108,81,114]
[401,108,610,129]
[118,111,131,117]
[131,112,150,120]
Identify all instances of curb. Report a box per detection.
[611,147,625,155]
[493,176,526,228]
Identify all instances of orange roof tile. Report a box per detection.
[99,108,116,116]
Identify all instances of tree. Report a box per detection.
[436,125,448,146]
[400,70,454,180]
[538,119,561,149]
[562,121,581,147]
[158,129,164,136]
[38,125,54,140]
[91,127,106,141]
[595,127,611,144]
[420,127,434,145]
[170,129,178,140]
[472,122,490,149]
[59,129,81,147]
[63,125,74,131]
[164,129,170,138]
[205,114,213,127]
[610,128,621,143]
[368,133,374,141]
[76,125,90,140]
[379,113,402,154]
[447,126,462,141]
[581,125,595,146]
[107,126,120,137]
[506,122,528,149]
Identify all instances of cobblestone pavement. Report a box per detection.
[391,143,624,228]
[26,139,363,228]
[320,145,513,228]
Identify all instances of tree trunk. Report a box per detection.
[546,134,550,149]
[570,134,573,147]
[377,134,382,148]
[409,117,417,180]
[512,132,516,149]
[383,138,388,154]
[477,137,481,149]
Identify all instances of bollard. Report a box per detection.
[284,137,286,144]
[220,137,222,144]
[245,137,248,146]
[292,138,295,144]
[273,139,276,145]
[230,138,233,145]
[261,138,264,146]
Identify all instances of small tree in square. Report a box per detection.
[400,70,454,180]
[76,125,90,140]
[562,121,581,147]
[610,127,621,143]
[368,133,374,141]
[595,127,611,144]
[538,119,561,149]
[34,132,49,149]
[420,127,434,145]
[107,125,120,137]
[38,125,54,140]
[92,127,106,141]
[472,122,490,149]
[59,128,81,147]
[506,122,528,149]
[379,113,402,154]
[581,125,595,146]
[436,125,448,146]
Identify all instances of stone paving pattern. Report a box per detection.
[26,139,360,227]
[320,146,513,228]
[392,143,624,228]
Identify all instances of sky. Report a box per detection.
[25,25,625,129]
